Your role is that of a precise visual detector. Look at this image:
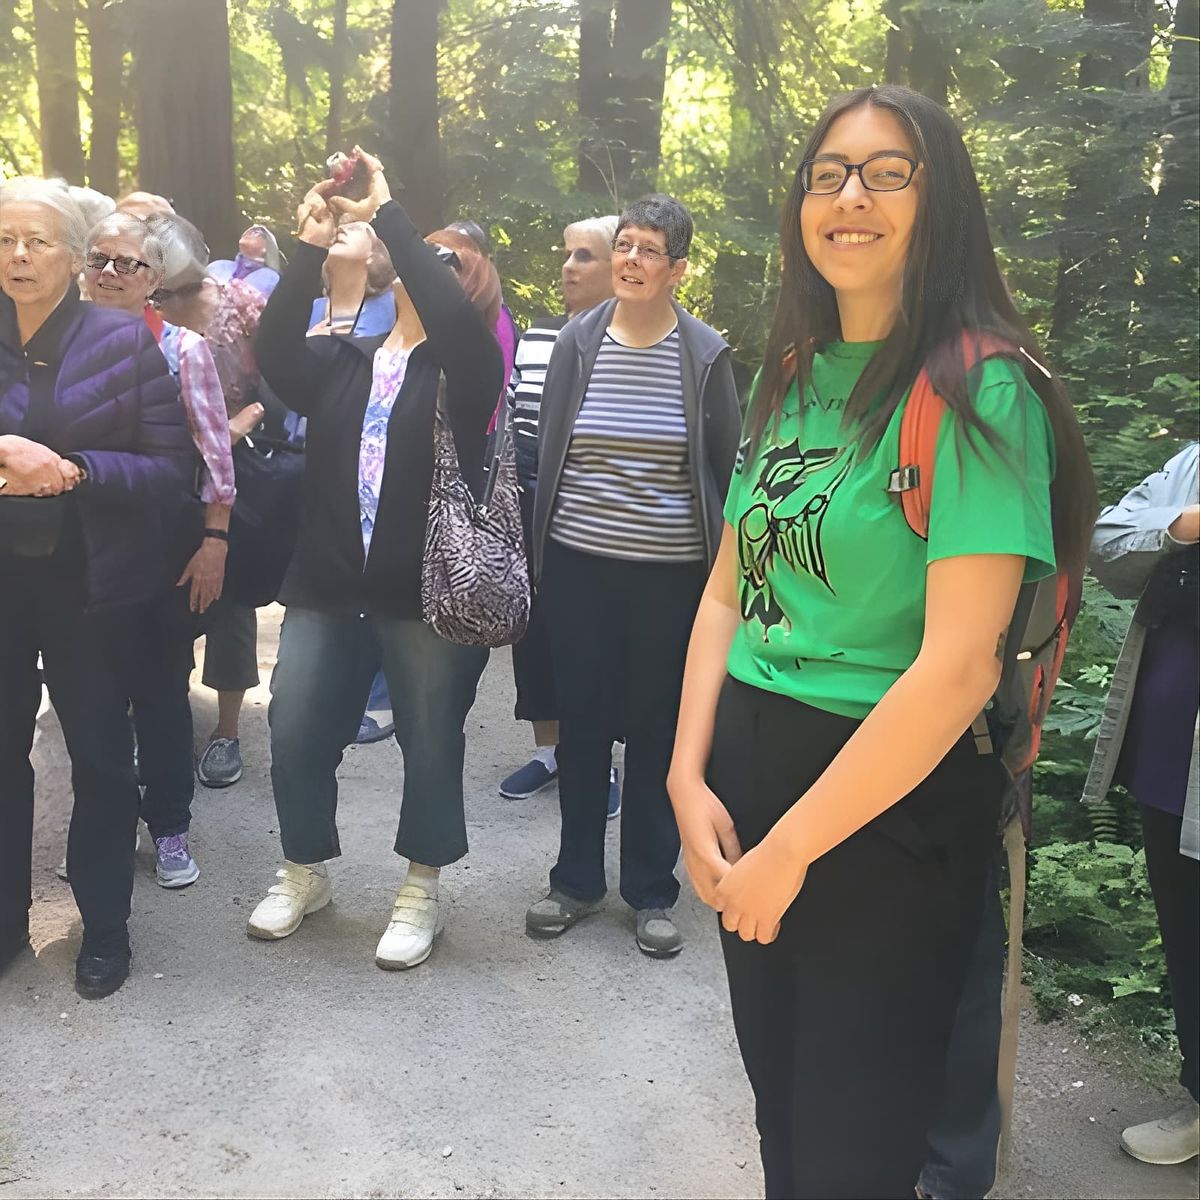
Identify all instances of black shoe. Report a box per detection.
[0,926,30,974]
[75,950,131,999]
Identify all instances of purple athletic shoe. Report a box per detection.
[155,834,200,889]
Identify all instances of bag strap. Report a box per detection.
[434,370,509,514]
[887,332,1024,539]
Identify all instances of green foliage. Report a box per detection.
[1023,840,1174,1047]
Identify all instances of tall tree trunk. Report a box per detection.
[84,0,122,196]
[578,0,615,196]
[609,0,671,198]
[325,0,349,157]
[712,1,778,350]
[1050,0,1155,341]
[389,0,444,233]
[1155,0,1198,219]
[884,0,908,84]
[133,0,239,255]
[576,0,671,203]
[881,0,949,102]
[33,0,85,182]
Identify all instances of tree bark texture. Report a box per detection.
[133,0,239,255]
[1050,0,1155,342]
[84,0,122,197]
[33,0,85,183]
[389,0,444,233]
[325,0,349,157]
[577,0,671,202]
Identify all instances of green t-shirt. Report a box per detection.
[722,340,1056,719]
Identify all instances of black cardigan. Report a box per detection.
[255,200,503,619]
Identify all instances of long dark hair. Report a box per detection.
[752,84,1097,576]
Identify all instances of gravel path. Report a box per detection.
[1,608,1196,1199]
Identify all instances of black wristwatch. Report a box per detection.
[203,528,230,543]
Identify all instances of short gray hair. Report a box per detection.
[68,185,117,232]
[86,212,168,275]
[564,215,619,249]
[146,212,210,289]
[616,194,693,261]
[0,176,89,255]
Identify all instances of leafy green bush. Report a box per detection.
[1023,840,1173,1048]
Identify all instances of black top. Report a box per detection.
[255,200,503,619]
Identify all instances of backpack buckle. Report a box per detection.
[887,465,920,494]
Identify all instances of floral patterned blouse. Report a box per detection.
[358,343,412,556]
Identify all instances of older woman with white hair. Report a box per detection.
[82,211,236,890]
[0,177,195,998]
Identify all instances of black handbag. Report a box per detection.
[0,494,67,558]
[223,435,305,607]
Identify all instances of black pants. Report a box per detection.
[125,586,197,840]
[511,486,557,723]
[0,542,139,958]
[540,538,704,910]
[1140,803,1199,1101]
[708,677,1003,1200]
[918,858,1005,1200]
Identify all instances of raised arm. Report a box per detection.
[255,188,338,415]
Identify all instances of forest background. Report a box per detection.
[1,0,1198,1062]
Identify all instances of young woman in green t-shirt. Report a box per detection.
[667,85,1097,1198]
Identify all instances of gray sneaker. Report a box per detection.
[154,833,200,889]
[525,889,602,939]
[635,908,683,958]
[197,737,242,788]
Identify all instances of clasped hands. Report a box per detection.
[0,435,82,497]
[295,146,392,248]
[669,774,809,945]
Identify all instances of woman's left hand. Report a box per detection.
[177,538,227,614]
[712,836,809,945]
[327,147,392,222]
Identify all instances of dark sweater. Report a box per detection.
[0,290,195,609]
[255,200,503,618]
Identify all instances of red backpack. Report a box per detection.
[782,333,1083,839]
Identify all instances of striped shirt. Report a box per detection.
[549,328,703,562]
[511,317,566,492]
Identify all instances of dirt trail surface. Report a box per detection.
[2,608,1197,1199]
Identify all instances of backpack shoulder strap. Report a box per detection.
[889,332,1022,540]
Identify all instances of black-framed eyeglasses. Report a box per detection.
[800,153,919,195]
[85,250,152,276]
[611,237,672,265]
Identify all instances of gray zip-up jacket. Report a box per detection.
[530,298,741,580]
[1082,442,1199,859]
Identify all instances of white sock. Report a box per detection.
[288,859,327,877]
[404,862,440,898]
[533,745,557,771]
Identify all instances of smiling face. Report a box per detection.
[610,223,686,307]
[83,232,161,314]
[0,201,80,312]
[560,227,614,316]
[800,104,920,309]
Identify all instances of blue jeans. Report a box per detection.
[268,608,488,867]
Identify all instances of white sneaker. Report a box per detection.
[375,883,442,969]
[1121,1101,1200,1165]
[247,862,332,940]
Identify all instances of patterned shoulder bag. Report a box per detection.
[422,376,530,646]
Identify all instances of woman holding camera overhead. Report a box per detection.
[249,149,504,970]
